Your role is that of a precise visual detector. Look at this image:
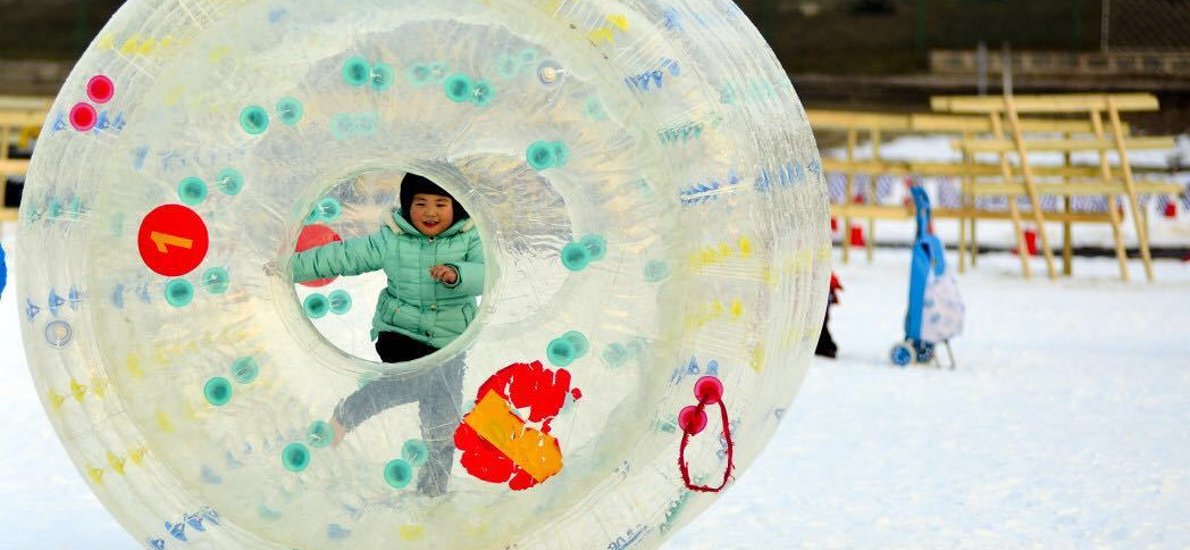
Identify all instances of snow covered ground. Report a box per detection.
[2,232,1190,549]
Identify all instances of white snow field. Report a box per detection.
[2,232,1189,549]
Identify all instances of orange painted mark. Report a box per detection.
[149,231,194,253]
[464,391,563,483]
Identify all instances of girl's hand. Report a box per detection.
[430,265,459,285]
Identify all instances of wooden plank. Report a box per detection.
[0,209,18,222]
[1005,93,1058,279]
[0,96,53,111]
[823,159,1129,179]
[829,203,913,219]
[991,111,1036,278]
[0,111,48,127]
[1090,112,1130,281]
[910,113,1128,134]
[933,208,1112,223]
[807,110,912,131]
[842,129,857,263]
[933,93,1159,114]
[969,181,1183,196]
[1109,97,1155,282]
[868,128,882,262]
[957,136,1175,153]
[0,158,30,174]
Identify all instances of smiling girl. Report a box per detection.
[288,173,483,495]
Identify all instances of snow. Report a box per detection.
[3,219,1189,548]
[664,252,1190,549]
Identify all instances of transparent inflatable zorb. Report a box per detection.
[17,0,829,548]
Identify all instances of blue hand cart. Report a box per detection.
[890,186,958,368]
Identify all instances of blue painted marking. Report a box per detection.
[165,521,187,542]
[133,146,150,171]
[111,285,125,309]
[47,290,65,316]
[25,300,41,322]
[327,524,351,540]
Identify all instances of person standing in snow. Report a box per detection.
[815,272,842,358]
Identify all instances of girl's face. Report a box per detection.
[409,193,454,236]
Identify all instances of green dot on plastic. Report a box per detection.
[584,96,608,120]
[472,79,495,107]
[165,279,195,308]
[563,331,590,358]
[552,142,570,168]
[304,294,330,319]
[384,459,413,489]
[216,168,244,196]
[580,234,606,261]
[304,207,320,224]
[317,197,342,222]
[402,439,429,467]
[561,242,590,272]
[276,97,304,126]
[239,105,269,135]
[204,377,232,406]
[526,141,556,170]
[178,177,207,206]
[282,443,311,472]
[520,48,539,64]
[407,63,432,86]
[547,337,577,367]
[371,63,395,91]
[202,267,230,294]
[444,73,474,103]
[496,55,520,79]
[231,356,260,384]
[645,260,670,283]
[328,290,353,315]
[307,421,333,449]
[47,199,61,219]
[602,343,629,368]
[626,338,646,357]
[343,56,371,87]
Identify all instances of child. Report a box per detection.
[815,272,842,359]
[288,173,484,496]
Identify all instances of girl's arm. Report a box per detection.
[443,231,485,296]
[291,228,393,283]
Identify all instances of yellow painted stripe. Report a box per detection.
[464,391,563,483]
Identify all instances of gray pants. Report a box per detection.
[333,344,465,496]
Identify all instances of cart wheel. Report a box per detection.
[890,343,913,367]
[915,341,935,363]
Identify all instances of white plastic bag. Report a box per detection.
[921,272,964,344]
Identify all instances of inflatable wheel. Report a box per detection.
[17,1,829,547]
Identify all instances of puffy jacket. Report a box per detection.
[291,210,484,348]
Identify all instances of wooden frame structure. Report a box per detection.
[809,92,1183,281]
[933,93,1181,282]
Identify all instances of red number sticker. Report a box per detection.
[138,204,210,276]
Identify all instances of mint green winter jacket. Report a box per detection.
[291,210,484,348]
